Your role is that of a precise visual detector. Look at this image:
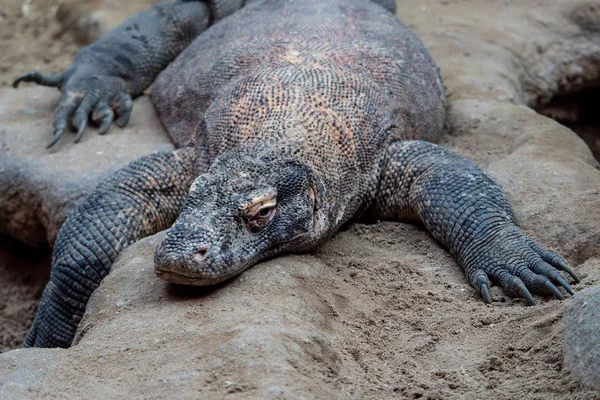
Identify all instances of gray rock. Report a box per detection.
[563,285,600,390]
[0,233,342,399]
[0,87,173,247]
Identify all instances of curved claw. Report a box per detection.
[47,128,67,149]
[480,283,492,304]
[98,113,114,135]
[544,281,564,300]
[529,241,580,284]
[113,93,133,128]
[93,101,114,135]
[72,96,98,144]
[74,120,88,144]
[516,282,536,306]
[555,276,575,296]
[47,92,84,148]
[554,258,581,283]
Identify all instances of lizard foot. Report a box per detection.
[13,67,131,148]
[465,225,580,305]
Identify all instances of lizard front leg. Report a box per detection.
[13,0,245,147]
[372,140,580,304]
[26,146,198,348]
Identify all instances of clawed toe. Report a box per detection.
[554,275,575,296]
[466,231,580,305]
[47,127,67,149]
[528,241,581,283]
[13,66,131,148]
[480,283,492,304]
[544,280,564,300]
[554,259,581,283]
[514,279,536,306]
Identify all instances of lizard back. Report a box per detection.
[153,0,445,217]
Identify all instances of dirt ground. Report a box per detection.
[0,0,78,88]
[1,0,600,399]
[0,237,49,353]
[0,0,69,351]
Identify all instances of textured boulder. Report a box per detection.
[563,285,600,390]
[0,233,344,398]
[1,0,600,399]
[0,87,173,247]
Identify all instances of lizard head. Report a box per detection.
[154,154,329,286]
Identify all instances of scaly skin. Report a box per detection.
[371,141,578,303]
[14,0,580,348]
[13,0,221,147]
[26,146,198,348]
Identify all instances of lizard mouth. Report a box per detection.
[155,268,244,286]
[154,233,311,286]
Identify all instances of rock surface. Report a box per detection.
[0,87,173,247]
[563,285,600,390]
[1,233,346,398]
[1,0,600,399]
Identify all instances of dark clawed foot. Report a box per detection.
[50,89,131,148]
[466,227,579,305]
[14,67,130,148]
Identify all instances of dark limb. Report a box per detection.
[13,0,245,147]
[370,0,396,14]
[372,141,580,305]
[25,146,198,348]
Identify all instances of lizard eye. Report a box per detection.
[257,207,275,218]
[245,196,277,233]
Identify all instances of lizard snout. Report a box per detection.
[153,235,222,286]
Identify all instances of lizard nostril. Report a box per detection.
[195,245,210,259]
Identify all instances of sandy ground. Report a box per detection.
[0,0,68,352]
[1,0,600,398]
[0,237,49,352]
[0,0,78,88]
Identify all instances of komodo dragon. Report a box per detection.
[13,0,581,349]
